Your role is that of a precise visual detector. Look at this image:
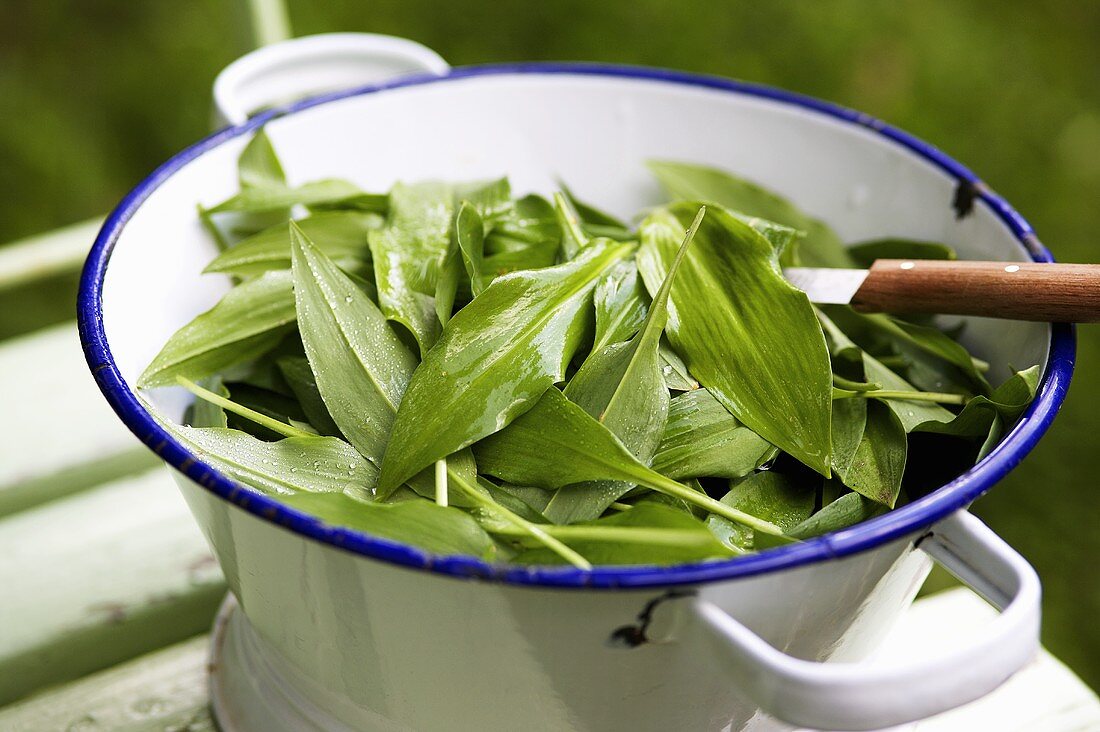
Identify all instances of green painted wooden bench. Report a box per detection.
[0,4,1096,729]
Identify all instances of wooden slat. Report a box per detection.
[0,322,160,517]
[0,636,213,732]
[0,218,102,291]
[0,468,225,706]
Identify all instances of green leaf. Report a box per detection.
[836,399,907,507]
[591,259,648,353]
[542,208,703,523]
[204,211,380,277]
[138,271,296,388]
[209,179,378,215]
[560,183,629,229]
[847,238,957,268]
[186,376,229,428]
[651,388,777,480]
[170,425,377,497]
[830,396,867,477]
[511,503,735,565]
[786,491,886,539]
[454,201,487,296]
[819,308,955,431]
[822,306,990,395]
[455,177,514,222]
[484,194,557,254]
[474,387,783,534]
[237,130,287,190]
[377,238,632,495]
[638,203,833,476]
[276,356,343,437]
[647,160,854,267]
[659,342,699,391]
[368,182,456,354]
[553,192,589,260]
[222,382,312,441]
[280,492,496,558]
[480,238,560,282]
[291,223,418,471]
[706,471,816,551]
[916,366,1040,440]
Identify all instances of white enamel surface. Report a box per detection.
[182,477,930,732]
[680,513,1040,730]
[96,72,1053,730]
[212,33,450,125]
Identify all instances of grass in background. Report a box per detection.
[0,0,1096,687]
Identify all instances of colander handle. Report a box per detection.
[676,510,1040,730]
[211,32,450,126]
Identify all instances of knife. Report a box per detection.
[783,259,1100,322]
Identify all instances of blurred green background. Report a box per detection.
[1,1,1096,688]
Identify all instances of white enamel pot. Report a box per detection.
[78,34,1075,732]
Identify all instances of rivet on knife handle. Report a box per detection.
[851,259,1100,322]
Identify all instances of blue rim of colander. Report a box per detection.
[77,63,1075,589]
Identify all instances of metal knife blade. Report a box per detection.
[782,267,869,304]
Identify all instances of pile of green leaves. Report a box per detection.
[139,131,1040,569]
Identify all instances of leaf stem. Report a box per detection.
[486,524,718,549]
[450,473,592,570]
[176,376,314,439]
[608,501,634,512]
[834,387,967,405]
[832,374,881,392]
[434,458,448,507]
[637,471,784,536]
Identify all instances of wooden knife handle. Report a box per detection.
[851,259,1100,322]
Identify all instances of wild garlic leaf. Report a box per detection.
[512,503,735,566]
[368,181,456,354]
[848,238,957,268]
[786,491,886,539]
[377,238,633,495]
[819,308,954,432]
[484,194,557,253]
[209,179,378,215]
[554,192,589,261]
[187,376,229,429]
[480,239,560,282]
[276,356,343,437]
[291,224,418,472]
[222,382,312,441]
[591,260,648,353]
[659,342,699,391]
[454,201,487,296]
[706,471,816,552]
[237,130,287,190]
[830,396,867,477]
[171,425,377,497]
[915,365,1040,440]
[822,306,990,395]
[204,211,380,277]
[651,388,778,480]
[559,183,629,229]
[836,399,907,507]
[543,208,702,523]
[474,387,784,535]
[647,160,854,268]
[455,177,514,222]
[139,271,296,388]
[280,491,495,558]
[638,203,834,476]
